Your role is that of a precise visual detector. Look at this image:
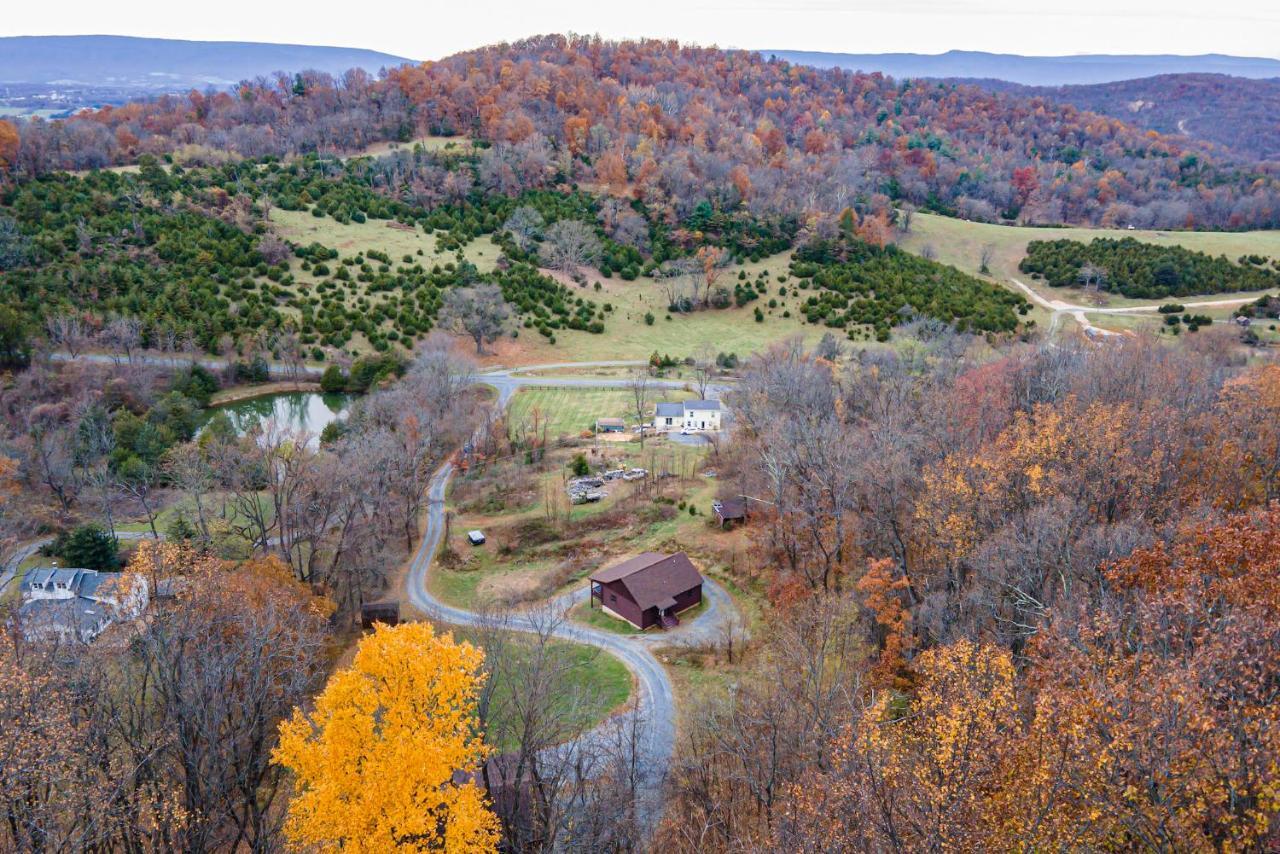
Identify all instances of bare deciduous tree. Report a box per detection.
[440,284,510,355]
[692,343,717,399]
[628,369,651,447]
[502,205,545,253]
[45,313,89,357]
[102,315,143,364]
[539,219,601,277]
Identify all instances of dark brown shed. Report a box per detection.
[589,552,703,630]
[360,601,401,630]
[713,497,748,527]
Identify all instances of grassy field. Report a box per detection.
[505,387,642,439]
[348,135,475,159]
[896,212,1280,339]
[445,626,632,752]
[903,212,1280,284]
[270,208,497,273]
[266,208,501,355]
[494,252,826,365]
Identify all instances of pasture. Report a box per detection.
[505,387,645,439]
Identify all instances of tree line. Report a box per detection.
[1020,235,1280,298]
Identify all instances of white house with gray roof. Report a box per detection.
[19,567,148,644]
[653,399,722,432]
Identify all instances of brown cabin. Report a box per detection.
[713,496,748,528]
[589,552,703,630]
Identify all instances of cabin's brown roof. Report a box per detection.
[716,497,747,519]
[590,552,702,611]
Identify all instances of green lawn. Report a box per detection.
[569,599,644,635]
[569,595,709,635]
[450,628,632,752]
[506,386,641,438]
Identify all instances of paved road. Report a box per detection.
[404,462,677,828]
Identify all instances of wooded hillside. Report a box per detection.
[3,35,1280,230]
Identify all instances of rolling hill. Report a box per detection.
[978,74,1280,162]
[761,49,1280,86]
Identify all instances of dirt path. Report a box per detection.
[404,362,743,833]
[1010,277,1259,338]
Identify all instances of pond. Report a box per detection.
[203,392,351,446]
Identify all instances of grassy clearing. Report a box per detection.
[269,208,499,274]
[489,252,827,366]
[569,599,645,635]
[349,136,475,159]
[506,387,639,439]
[448,627,632,752]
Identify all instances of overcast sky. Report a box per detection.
[6,0,1279,61]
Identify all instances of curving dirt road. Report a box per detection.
[1011,277,1260,338]
[404,365,740,829]
[405,460,679,826]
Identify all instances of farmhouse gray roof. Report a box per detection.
[683,399,720,412]
[27,567,96,593]
[655,402,683,417]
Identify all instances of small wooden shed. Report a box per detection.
[360,601,401,630]
[595,417,626,433]
[713,497,748,528]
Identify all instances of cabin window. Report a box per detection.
[609,593,617,603]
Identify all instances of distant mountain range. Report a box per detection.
[0,35,416,117]
[0,35,415,87]
[763,49,1280,86]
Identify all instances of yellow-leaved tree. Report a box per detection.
[273,622,499,853]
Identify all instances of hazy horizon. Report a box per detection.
[5,0,1279,63]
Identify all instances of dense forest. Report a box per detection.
[2,35,1280,230]
[982,73,1280,163]
[1019,236,1280,298]
[656,333,1280,851]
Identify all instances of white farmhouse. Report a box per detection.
[653,399,722,432]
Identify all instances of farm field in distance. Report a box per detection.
[898,212,1280,338]
[505,386,644,439]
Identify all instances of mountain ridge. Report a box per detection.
[0,34,416,86]
[761,48,1280,86]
